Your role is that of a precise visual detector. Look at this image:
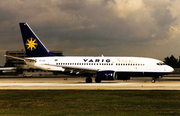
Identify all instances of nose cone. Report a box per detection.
[167,66,174,72]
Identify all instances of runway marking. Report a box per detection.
[0,82,180,90]
[0,83,179,87]
[0,83,133,87]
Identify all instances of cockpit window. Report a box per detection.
[157,62,166,66]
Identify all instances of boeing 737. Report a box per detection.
[6,23,174,83]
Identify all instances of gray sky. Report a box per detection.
[0,0,180,65]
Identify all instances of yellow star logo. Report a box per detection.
[26,38,38,51]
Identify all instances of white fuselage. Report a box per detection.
[25,56,174,75]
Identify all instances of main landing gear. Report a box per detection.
[86,77,101,83]
[86,77,92,83]
[95,78,101,83]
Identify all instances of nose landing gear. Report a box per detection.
[151,78,156,83]
[151,76,161,83]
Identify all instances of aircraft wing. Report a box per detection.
[45,64,97,74]
[5,55,97,74]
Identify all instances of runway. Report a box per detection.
[0,76,180,90]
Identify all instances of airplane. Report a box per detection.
[6,22,174,83]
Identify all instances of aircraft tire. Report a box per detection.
[95,78,101,83]
[86,78,92,83]
[151,79,156,83]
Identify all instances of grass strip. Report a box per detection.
[0,90,179,116]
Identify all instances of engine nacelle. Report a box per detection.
[96,71,116,80]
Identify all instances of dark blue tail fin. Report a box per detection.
[19,23,57,57]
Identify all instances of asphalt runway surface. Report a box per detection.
[0,76,180,90]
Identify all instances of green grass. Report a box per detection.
[0,90,179,116]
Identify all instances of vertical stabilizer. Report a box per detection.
[19,23,57,57]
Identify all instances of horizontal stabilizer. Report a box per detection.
[5,55,36,62]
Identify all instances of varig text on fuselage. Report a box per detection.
[83,59,111,63]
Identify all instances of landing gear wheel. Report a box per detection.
[95,78,101,83]
[151,79,156,83]
[86,78,92,83]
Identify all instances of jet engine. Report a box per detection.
[95,71,131,83]
[95,71,116,83]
